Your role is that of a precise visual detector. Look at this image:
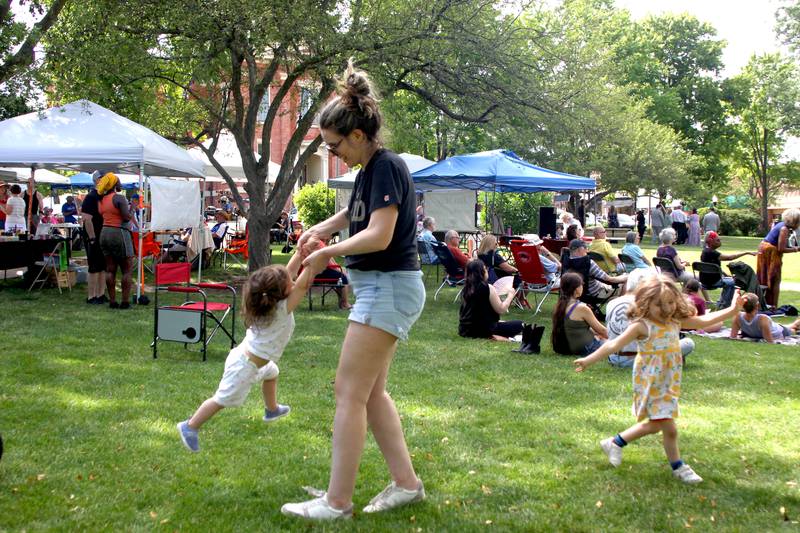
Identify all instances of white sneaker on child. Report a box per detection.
[673,464,703,484]
[362,480,425,513]
[600,438,623,467]
[280,495,352,520]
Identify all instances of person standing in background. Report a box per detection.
[636,209,646,242]
[670,204,688,245]
[81,171,108,304]
[702,207,720,234]
[577,199,586,228]
[0,182,7,230]
[650,202,666,244]
[22,178,43,235]
[61,196,78,223]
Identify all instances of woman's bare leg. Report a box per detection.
[325,322,408,510]
[366,363,419,490]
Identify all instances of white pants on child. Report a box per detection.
[212,348,279,407]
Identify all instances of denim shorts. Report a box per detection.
[347,269,425,341]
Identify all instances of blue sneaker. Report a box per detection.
[263,404,291,423]
[177,421,199,452]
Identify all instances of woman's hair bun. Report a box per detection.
[339,59,377,117]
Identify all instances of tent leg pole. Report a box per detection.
[137,164,144,303]
[198,178,204,283]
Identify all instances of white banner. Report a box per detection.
[150,177,202,230]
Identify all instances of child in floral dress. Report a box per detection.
[574,275,743,483]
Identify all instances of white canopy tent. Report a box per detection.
[188,131,280,183]
[0,100,206,300]
[0,167,70,185]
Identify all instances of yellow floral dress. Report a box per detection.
[632,319,682,421]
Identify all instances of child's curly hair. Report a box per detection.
[242,265,291,327]
[628,274,693,324]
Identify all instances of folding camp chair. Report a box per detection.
[152,262,236,361]
[308,264,345,310]
[132,231,163,273]
[417,239,440,288]
[431,241,464,301]
[618,253,637,273]
[509,240,559,315]
[652,256,680,280]
[562,254,615,320]
[223,230,248,270]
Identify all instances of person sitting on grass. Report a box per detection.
[683,279,722,333]
[551,272,608,355]
[177,245,328,452]
[574,276,745,485]
[458,259,523,340]
[730,292,800,343]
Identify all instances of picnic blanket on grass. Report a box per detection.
[687,327,800,346]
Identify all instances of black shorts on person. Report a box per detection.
[82,230,106,273]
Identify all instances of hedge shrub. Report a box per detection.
[294,182,335,229]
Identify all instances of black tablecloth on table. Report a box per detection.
[0,239,63,270]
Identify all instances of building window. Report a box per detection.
[256,91,270,123]
[298,87,313,122]
[257,141,263,155]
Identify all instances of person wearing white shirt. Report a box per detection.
[670,205,688,245]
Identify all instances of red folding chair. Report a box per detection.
[152,263,236,361]
[510,240,559,315]
[308,263,344,310]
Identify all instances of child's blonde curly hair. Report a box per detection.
[628,275,693,324]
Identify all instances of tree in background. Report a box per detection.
[609,12,733,189]
[777,1,800,57]
[0,0,68,84]
[725,53,800,232]
[43,0,549,270]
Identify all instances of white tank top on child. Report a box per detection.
[240,299,295,362]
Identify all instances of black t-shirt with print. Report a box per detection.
[346,149,420,272]
[81,189,104,236]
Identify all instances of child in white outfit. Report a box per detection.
[178,247,328,452]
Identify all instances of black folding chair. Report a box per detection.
[431,241,465,301]
[618,253,637,273]
[652,256,680,280]
[417,240,440,288]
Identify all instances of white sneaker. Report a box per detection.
[363,480,425,513]
[600,438,623,467]
[673,464,703,484]
[280,495,352,520]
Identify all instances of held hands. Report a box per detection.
[303,248,330,275]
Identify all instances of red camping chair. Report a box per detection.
[152,262,236,361]
[308,263,345,310]
[510,240,559,315]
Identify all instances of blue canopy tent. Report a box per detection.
[412,149,596,235]
[411,149,595,192]
[50,172,139,190]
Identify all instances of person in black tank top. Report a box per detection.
[459,259,523,339]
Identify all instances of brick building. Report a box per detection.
[202,75,348,209]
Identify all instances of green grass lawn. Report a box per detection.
[1,245,799,531]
